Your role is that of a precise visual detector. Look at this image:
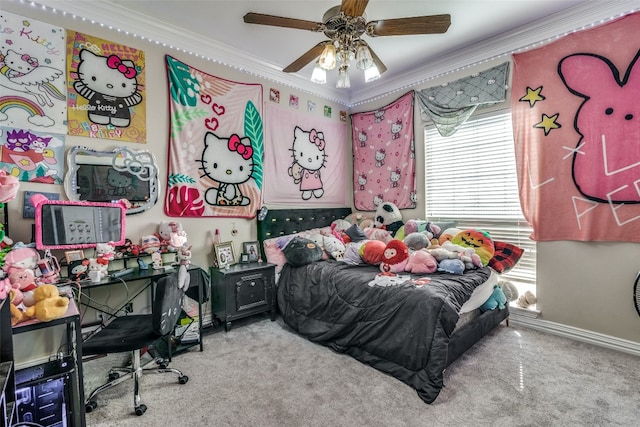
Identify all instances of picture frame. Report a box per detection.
[214,241,236,267]
[242,241,260,262]
[65,250,85,264]
[240,253,250,264]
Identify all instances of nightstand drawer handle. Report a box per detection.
[250,281,256,287]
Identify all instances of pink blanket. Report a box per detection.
[511,12,640,242]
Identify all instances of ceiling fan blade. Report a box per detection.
[360,41,387,74]
[340,0,369,17]
[243,12,323,32]
[367,14,451,37]
[283,42,329,73]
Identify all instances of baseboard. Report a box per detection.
[509,312,640,357]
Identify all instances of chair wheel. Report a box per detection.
[158,361,169,369]
[108,372,120,381]
[179,375,189,384]
[85,401,98,412]
[135,404,147,416]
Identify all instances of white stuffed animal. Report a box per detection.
[323,235,346,261]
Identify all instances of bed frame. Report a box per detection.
[257,207,509,368]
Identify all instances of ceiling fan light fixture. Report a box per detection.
[364,65,381,82]
[311,62,327,84]
[336,64,351,88]
[355,44,374,70]
[318,43,337,70]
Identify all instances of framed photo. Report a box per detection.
[214,241,236,267]
[242,241,260,262]
[240,253,250,264]
[65,250,85,264]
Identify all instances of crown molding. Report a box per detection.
[15,0,640,108]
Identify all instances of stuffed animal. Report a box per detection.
[0,277,12,300]
[114,238,141,258]
[437,258,465,275]
[516,290,537,309]
[438,227,462,245]
[363,227,393,244]
[151,252,163,269]
[176,244,192,290]
[497,279,519,302]
[479,285,507,312]
[9,289,29,326]
[140,234,161,254]
[451,229,495,266]
[359,240,386,265]
[9,269,38,307]
[396,219,441,243]
[380,239,409,273]
[95,242,116,261]
[158,221,187,252]
[403,233,431,251]
[323,235,346,261]
[374,202,404,237]
[404,249,438,274]
[23,284,70,322]
[342,241,366,265]
[68,259,90,281]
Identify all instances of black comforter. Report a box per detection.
[277,260,492,403]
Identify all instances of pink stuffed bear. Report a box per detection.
[9,269,38,307]
[380,240,409,273]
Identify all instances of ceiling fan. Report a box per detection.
[243,0,450,86]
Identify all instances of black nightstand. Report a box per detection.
[210,262,276,332]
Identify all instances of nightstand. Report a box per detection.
[210,262,276,332]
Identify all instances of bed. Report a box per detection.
[257,207,509,404]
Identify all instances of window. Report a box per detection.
[424,111,536,299]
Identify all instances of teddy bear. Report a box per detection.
[379,239,409,273]
[9,268,38,308]
[23,284,69,322]
[373,202,404,237]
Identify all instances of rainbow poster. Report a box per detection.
[66,31,146,143]
[0,126,65,184]
[0,11,67,134]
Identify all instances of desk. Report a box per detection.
[12,299,85,427]
[74,265,206,353]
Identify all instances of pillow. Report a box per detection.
[344,224,367,242]
[282,236,323,267]
[262,226,332,274]
[489,241,524,273]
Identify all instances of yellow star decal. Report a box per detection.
[520,86,545,107]
[534,113,561,136]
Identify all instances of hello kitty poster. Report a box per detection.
[66,30,146,143]
[511,11,640,242]
[351,91,416,211]
[263,103,347,205]
[164,55,263,218]
[0,11,67,134]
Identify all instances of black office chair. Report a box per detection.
[83,272,189,416]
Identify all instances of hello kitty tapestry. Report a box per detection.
[164,55,263,218]
[351,91,416,211]
[511,12,640,242]
[66,30,146,143]
[0,11,66,184]
[263,103,347,205]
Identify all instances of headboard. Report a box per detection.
[257,207,352,247]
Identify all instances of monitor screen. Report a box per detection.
[76,164,151,203]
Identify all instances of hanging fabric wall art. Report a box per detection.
[66,30,146,143]
[263,102,347,206]
[164,55,263,218]
[351,91,416,211]
[0,11,66,183]
[511,12,640,242]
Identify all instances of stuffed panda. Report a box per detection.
[374,202,404,237]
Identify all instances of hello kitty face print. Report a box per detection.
[73,49,142,128]
[201,132,254,206]
[290,126,327,200]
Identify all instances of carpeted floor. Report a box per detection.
[82,316,640,427]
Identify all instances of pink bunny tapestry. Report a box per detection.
[263,103,347,205]
[511,12,640,242]
[351,91,416,211]
[164,55,263,218]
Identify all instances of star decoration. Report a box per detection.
[534,113,561,135]
[519,86,545,107]
[22,20,30,27]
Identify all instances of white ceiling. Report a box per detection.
[34,0,640,105]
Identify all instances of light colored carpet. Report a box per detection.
[82,316,640,427]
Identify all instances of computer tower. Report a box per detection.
[14,357,75,427]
